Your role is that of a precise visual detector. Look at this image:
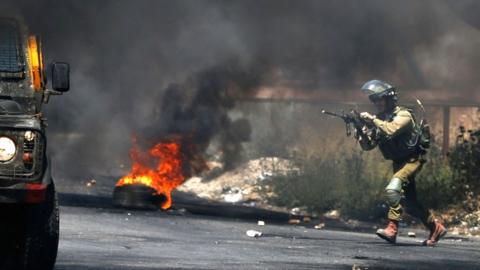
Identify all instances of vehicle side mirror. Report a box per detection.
[51,62,70,92]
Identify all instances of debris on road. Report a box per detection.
[178,157,297,208]
[246,230,262,238]
[408,232,416,238]
[288,219,301,224]
[314,223,325,230]
[257,220,266,226]
[222,187,244,203]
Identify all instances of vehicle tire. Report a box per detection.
[0,204,25,270]
[21,185,60,270]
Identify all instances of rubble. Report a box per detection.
[222,187,244,203]
[440,204,480,237]
[178,157,297,208]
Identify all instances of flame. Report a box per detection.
[116,140,185,209]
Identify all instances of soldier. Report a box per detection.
[357,80,446,246]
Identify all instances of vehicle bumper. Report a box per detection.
[0,159,52,204]
[0,183,48,203]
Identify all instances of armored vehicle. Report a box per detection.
[0,18,69,270]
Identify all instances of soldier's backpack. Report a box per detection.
[416,118,431,151]
[408,102,431,153]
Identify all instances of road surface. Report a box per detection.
[54,203,480,270]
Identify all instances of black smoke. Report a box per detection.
[147,59,261,170]
[0,0,478,178]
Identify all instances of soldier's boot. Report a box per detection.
[376,220,398,244]
[423,221,447,247]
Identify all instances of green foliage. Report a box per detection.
[265,133,480,221]
[336,151,388,219]
[449,129,480,195]
[416,128,480,212]
[265,148,389,220]
[416,145,456,210]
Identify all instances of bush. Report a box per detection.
[449,128,480,195]
[416,145,456,210]
[265,136,480,221]
[265,147,389,220]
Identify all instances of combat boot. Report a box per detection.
[376,220,398,244]
[423,221,447,247]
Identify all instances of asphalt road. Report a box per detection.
[54,204,480,270]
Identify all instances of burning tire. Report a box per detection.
[114,140,189,210]
[113,184,167,210]
[0,185,59,270]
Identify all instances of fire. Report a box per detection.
[116,140,185,209]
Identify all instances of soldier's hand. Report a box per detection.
[360,112,376,122]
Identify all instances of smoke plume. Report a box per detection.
[0,0,478,178]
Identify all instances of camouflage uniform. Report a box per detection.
[359,106,435,227]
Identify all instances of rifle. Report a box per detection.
[321,109,372,137]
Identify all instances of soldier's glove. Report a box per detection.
[360,112,376,122]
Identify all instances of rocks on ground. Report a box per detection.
[178,157,297,210]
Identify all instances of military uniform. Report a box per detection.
[357,80,446,246]
[358,106,434,228]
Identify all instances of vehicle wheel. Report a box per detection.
[21,185,60,270]
[0,204,25,270]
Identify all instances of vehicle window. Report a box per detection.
[0,20,24,78]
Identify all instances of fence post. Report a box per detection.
[442,106,450,156]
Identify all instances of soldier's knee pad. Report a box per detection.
[385,178,403,206]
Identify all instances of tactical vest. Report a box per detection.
[376,107,420,162]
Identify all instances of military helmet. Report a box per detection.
[361,80,397,102]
